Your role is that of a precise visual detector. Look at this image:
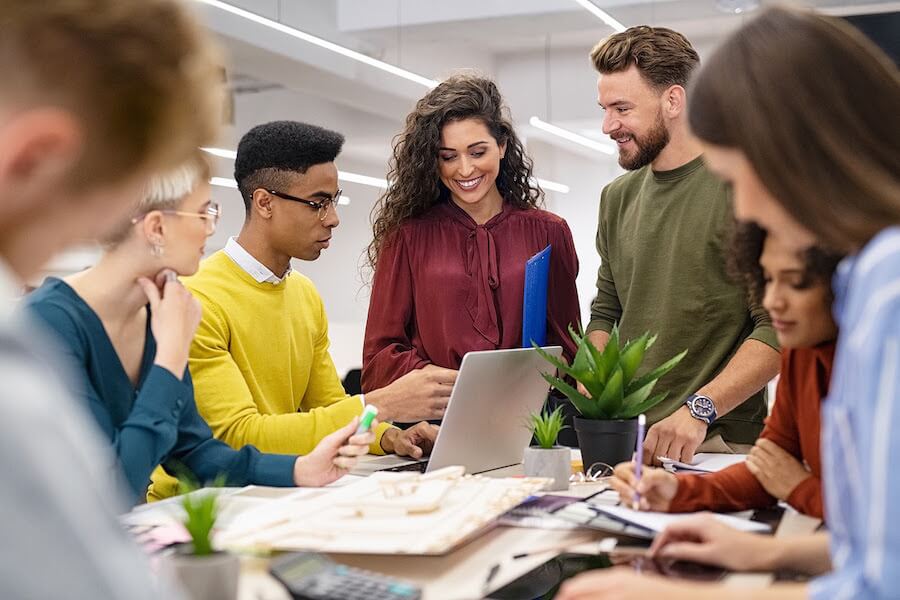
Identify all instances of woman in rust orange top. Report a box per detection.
[611,222,842,519]
[362,74,580,400]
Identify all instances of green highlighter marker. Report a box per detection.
[356,405,378,434]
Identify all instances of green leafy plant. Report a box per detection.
[534,324,687,420]
[527,405,569,449]
[177,475,227,556]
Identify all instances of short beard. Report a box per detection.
[618,111,670,171]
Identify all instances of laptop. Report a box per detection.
[353,346,563,476]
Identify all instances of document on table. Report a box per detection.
[595,504,770,533]
[658,453,747,473]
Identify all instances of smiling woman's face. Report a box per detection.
[437,118,506,211]
[702,142,817,251]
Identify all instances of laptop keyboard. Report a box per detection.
[383,461,429,473]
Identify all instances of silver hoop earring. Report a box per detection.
[150,243,164,257]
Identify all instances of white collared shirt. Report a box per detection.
[223,237,292,284]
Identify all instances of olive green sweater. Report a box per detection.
[587,156,778,444]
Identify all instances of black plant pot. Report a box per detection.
[573,416,638,472]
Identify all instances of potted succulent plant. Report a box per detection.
[534,325,686,470]
[523,405,570,491]
[160,477,239,600]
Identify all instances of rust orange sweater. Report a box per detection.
[668,342,834,519]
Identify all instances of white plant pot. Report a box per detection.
[523,446,570,491]
[160,547,240,600]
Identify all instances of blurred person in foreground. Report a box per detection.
[0,1,224,597]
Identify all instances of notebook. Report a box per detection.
[522,245,552,348]
[658,453,748,473]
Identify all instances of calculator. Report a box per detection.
[270,552,422,600]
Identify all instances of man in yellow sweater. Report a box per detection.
[178,121,454,465]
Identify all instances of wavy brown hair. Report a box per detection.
[367,73,542,270]
[727,221,844,307]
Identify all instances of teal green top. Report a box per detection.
[26,278,297,501]
[587,156,778,444]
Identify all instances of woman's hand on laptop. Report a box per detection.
[367,365,458,422]
[380,422,440,458]
[292,417,375,487]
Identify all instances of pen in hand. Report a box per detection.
[633,414,646,510]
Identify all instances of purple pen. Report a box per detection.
[633,414,646,510]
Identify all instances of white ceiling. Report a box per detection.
[197,0,898,173]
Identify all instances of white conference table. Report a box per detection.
[232,458,822,600]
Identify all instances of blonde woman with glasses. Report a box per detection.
[26,157,374,503]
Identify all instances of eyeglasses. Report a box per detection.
[266,188,341,221]
[162,201,221,235]
[569,462,615,485]
[132,201,222,235]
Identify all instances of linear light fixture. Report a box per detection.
[209,176,237,188]
[572,0,626,32]
[529,116,616,156]
[209,176,350,204]
[338,171,388,188]
[195,0,438,88]
[201,146,237,159]
[534,178,570,194]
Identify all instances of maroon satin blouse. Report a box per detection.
[361,201,580,392]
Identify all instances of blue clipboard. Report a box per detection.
[522,245,552,348]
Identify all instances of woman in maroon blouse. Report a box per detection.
[362,74,580,400]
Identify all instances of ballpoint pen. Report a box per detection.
[633,414,646,510]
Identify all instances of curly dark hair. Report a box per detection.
[366,73,543,270]
[234,120,344,214]
[727,221,845,306]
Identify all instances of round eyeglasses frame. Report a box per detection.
[132,201,221,235]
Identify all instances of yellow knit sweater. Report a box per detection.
[148,251,387,499]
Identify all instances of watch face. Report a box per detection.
[692,396,715,417]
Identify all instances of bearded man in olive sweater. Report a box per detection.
[583,26,780,466]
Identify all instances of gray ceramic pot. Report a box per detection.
[160,547,240,600]
[523,446,570,491]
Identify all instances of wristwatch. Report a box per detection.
[685,394,717,425]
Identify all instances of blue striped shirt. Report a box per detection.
[810,226,900,599]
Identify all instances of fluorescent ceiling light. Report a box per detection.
[209,176,237,188]
[210,175,350,205]
[201,146,237,159]
[534,178,570,194]
[529,116,616,156]
[572,0,626,31]
[338,171,388,189]
[202,148,387,189]
[195,0,438,88]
